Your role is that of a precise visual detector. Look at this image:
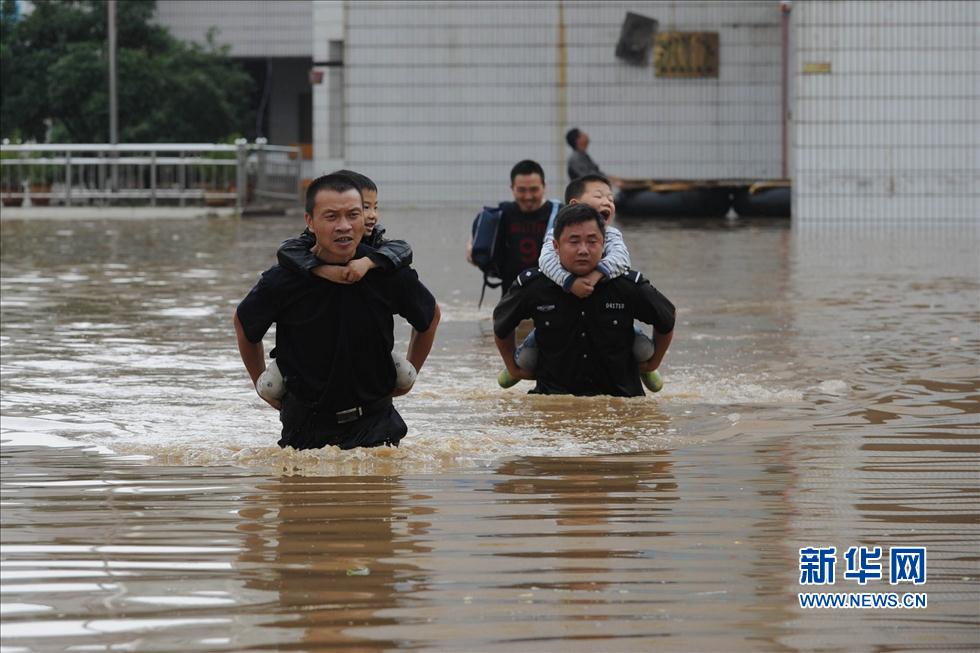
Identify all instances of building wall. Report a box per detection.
[792,1,980,223]
[155,0,316,152]
[344,1,785,206]
[312,1,346,176]
[154,0,313,58]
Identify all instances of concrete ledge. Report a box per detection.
[0,206,239,220]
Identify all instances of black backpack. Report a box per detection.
[470,203,509,306]
[470,200,561,306]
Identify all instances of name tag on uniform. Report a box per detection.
[605,302,625,310]
[536,304,557,312]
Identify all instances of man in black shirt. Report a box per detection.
[467,160,561,293]
[493,203,674,397]
[234,173,441,450]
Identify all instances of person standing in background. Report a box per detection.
[566,127,622,188]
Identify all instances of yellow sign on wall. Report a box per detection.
[802,62,832,74]
[654,32,719,78]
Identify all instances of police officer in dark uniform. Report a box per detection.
[493,203,674,397]
[233,173,441,450]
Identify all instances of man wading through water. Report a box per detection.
[467,160,562,295]
[493,203,674,397]
[233,173,441,450]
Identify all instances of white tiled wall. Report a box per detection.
[155,0,313,57]
[792,1,980,222]
[151,0,980,220]
[343,1,784,206]
[312,1,345,175]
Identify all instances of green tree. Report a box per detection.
[1,0,253,142]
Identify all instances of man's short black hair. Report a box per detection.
[565,173,612,204]
[565,128,581,150]
[332,169,378,194]
[552,203,605,242]
[510,159,545,185]
[305,173,362,215]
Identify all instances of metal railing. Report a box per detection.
[0,139,303,212]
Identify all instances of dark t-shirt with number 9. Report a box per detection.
[499,200,557,293]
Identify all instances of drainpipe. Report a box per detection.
[780,0,792,180]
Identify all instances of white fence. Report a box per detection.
[0,139,302,212]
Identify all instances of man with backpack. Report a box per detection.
[467,160,562,302]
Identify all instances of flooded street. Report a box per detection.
[1,210,978,651]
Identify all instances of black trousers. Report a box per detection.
[278,393,407,451]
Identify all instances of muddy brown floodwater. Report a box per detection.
[1,210,978,652]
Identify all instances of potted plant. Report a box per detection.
[201,135,241,206]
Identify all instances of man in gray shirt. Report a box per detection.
[566,128,600,180]
[566,128,623,186]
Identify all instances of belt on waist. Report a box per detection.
[302,395,393,425]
